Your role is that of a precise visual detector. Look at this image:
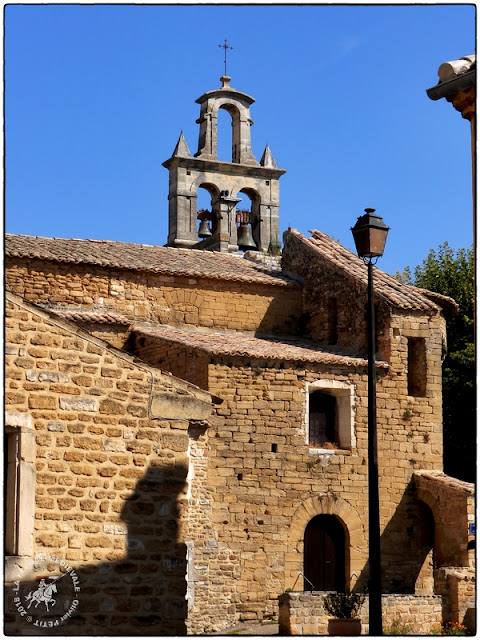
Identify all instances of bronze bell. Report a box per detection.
[237,223,256,251]
[198,220,212,238]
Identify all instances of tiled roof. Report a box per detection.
[134,325,389,369]
[291,229,457,315]
[5,233,296,288]
[413,288,458,317]
[413,470,474,495]
[47,308,131,325]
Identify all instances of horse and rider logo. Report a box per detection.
[24,577,59,612]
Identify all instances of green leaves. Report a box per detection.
[414,242,474,321]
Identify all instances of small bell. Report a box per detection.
[237,223,257,251]
[198,220,212,238]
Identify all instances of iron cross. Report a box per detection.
[218,38,233,76]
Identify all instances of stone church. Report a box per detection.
[4,74,475,635]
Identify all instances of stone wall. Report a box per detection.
[75,321,132,350]
[278,591,443,635]
[182,418,241,635]
[4,293,221,635]
[374,306,446,594]
[6,258,303,336]
[128,333,210,390]
[209,361,441,615]
[147,352,444,621]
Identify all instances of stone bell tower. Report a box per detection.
[163,76,286,253]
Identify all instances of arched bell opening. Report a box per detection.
[303,514,349,592]
[236,188,261,252]
[217,103,242,163]
[196,183,220,239]
[217,107,233,163]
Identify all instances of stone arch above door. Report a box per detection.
[285,495,367,592]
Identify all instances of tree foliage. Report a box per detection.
[399,243,475,482]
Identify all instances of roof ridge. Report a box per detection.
[5,232,160,248]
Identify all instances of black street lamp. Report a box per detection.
[351,208,389,636]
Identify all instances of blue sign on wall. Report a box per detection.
[469,523,475,535]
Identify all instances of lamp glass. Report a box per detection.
[351,213,389,258]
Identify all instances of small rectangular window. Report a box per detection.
[306,382,355,451]
[327,298,338,345]
[309,392,337,448]
[408,338,427,397]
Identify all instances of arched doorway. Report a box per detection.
[304,515,346,591]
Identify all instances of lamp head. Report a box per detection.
[351,208,389,259]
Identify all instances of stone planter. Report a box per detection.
[327,618,362,635]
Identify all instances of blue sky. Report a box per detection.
[5,4,475,276]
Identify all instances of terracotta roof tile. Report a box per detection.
[413,470,474,495]
[48,308,131,325]
[292,229,456,315]
[413,287,458,318]
[134,325,389,369]
[5,233,296,288]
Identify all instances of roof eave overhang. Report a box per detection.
[426,69,476,101]
[132,326,390,371]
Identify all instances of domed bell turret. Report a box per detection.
[237,223,257,251]
[198,220,212,238]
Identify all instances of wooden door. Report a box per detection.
[304,515,345,591]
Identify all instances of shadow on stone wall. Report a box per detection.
[354,480,434,596]
[4,463,188,636]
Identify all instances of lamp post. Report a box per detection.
[351,208,389,636]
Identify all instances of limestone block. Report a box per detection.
[151,391,212,420]
[60,397,98,412]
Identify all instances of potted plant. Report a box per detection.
[323,591,365,636]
